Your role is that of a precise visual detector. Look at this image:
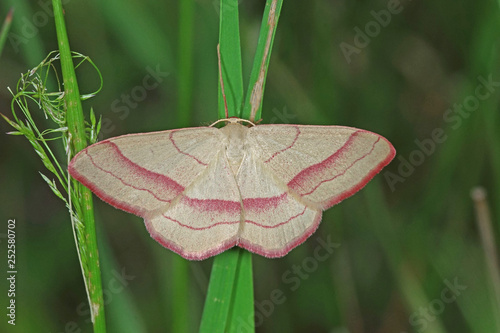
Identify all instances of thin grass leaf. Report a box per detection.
[40,172,66,202]
[227,250,254,332]
[170,3,198,332]
[200,1,255,331]
[217,0,244,119]
[177,0,195,128]
[2,0,46,64]
[0,7,13,58]
[242,0,283,122]
[1,112,21,131]
[51,0,106,330]
[199,248,241,333]
[201,1,285,331]
[86,107,101,144]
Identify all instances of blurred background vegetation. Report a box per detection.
[1,0,499,332]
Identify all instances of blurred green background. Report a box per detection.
[1,0,499,332]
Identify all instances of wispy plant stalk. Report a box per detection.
[51,0,106,331]
[3,50,104,332]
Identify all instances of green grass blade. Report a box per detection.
[177,0,195,127]
[227,250,254,332]
[0,7,13,58]
[200,1,255,332]
[52,0,106,331]
[1,0,46,65]
[88,0,173,70]
[199,248,240,332]
[217,0,244,118]
[241,0,283,122]
[171,255,190,333]
[201,1,285,331]
[170,2,197,332]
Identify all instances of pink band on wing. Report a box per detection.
[287,131,380,196]
[242,193,287,211]
[90,141,185,202]
[181,196,241,213]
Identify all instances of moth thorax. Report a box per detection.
[221,123,247,174]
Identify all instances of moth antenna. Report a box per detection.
[217,44,229,118]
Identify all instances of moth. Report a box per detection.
[69,118,395,260]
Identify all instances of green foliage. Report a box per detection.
[2,49,104,329]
